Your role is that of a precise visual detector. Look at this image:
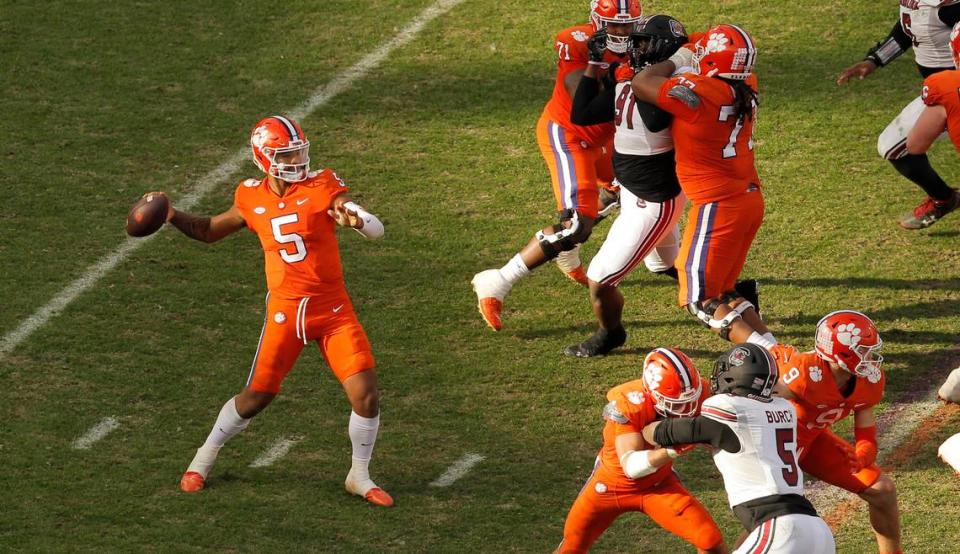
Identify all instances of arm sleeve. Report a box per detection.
[653,416,742,453]
[865,19,913,67]
[570,75,616,125]
[939,3,960,27]
[636,101,673,133]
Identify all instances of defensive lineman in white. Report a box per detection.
[564,16,688,357]
[837,0,960,229]
[643,344,835,554]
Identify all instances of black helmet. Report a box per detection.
[711,343,778,400]
[628,15,689,71]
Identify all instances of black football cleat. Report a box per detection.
[565,326,627,358]
[734,279,760,315]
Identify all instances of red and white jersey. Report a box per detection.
[234,169,350,301]
[702,394,804,508]
[544,23,627,145]
[613,81,674,155]
[771,345,885,449]
[901,0,956,69]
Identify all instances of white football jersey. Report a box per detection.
[701,394,805,508]
[901,1,955,69]
[612,82,674,156]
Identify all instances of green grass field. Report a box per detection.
[3,0,960,551]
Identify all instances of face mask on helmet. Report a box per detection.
[693,24,757,80]
[815,310,884,378]
[642,348,702,417]
[590,0,643,54]
[266,141,310,183]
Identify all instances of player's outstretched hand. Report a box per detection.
[587,29,607,63]
[328,204,363,229]
[126,191,173,237]
[837,60,877,85]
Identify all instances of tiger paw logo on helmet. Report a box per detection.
[704,33,729,55]
[835,323,862,348]
[644,364,665,390]
[251,125,271,149]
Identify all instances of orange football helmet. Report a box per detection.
[642,347,703,417]
[590,0,643,54]
[694,24,757,80]
[250,115,311,183]
[815,310,883,378]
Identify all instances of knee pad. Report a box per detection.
[537,210,592,258]
[878,96,926,159]
[687,294,755,340]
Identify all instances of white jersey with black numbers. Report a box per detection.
[612,82,673,156]
[701,394,804,508]
[901,0,955,69]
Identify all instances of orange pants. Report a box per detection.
[677,185,765,306]
[559,469,723,553]
[536,112,614,219]
[245,293,374,394]
[799,429,882,494]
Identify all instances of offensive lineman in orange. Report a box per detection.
[770,311,901,554]
[556,348,727,553]
[471,0,641,331]
[907,23,960,166]
[149,115,393,506]
[631,25,776,348]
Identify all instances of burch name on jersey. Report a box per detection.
[770,344,885,448]
[545,24,627,145]
[613,81,674,156]
[702,394,804,508]
[234,168,349,301]
[901,0,957,69]
[922,68,960,149]
[655,72,762,203]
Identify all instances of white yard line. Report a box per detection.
[430,453,485,487]
[249,436,302,468]
[71,417,121,450]
[0,0,465,359]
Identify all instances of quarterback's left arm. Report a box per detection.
[329,193,384,239]
[906,104,947,155]
[853,408,879,469]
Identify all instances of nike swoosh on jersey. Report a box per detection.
[332,304,345,313]
[296,198,308,206]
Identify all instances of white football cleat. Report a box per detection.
[471,269,511,331]
[939,433,960,475]
[938,367,960,404]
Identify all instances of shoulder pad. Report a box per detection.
[602,400,630,425]
[667,84,700,109]
[242,178,259,188]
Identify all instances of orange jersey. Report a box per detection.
[771,344,884,449]
[597,380,709,489]
[655,73,762,203]
[234,169,349,301]
[544,24,627,145]
[921,69,960,152]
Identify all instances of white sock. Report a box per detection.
[203,397,251,448]
[348,411,380,482]
[747,331,777,350]
[498,254,530,285]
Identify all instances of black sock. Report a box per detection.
[655,267,679,280]
[889,154,954,201]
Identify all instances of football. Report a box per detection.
[125,193,170,237]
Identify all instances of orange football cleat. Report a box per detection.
[478,297,503,331]
[180,471,205,493]
[363,487,395,507]
[564,266,589,286]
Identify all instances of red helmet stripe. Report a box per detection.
[657,348,692,390]
[272,115,300,142]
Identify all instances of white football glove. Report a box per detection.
[938,433,960,475]
[939,367,960,404]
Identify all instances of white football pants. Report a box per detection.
[734,514,835,554]
[586,187,683,286]
[878,96,947,159]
